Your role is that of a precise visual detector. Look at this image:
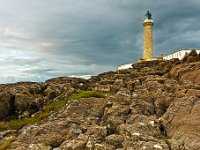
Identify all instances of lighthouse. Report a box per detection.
[143,11,154,60]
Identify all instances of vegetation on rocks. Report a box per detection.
[43,90,110,112]
[0,90,110,132]
[0,51,200,149]
[0,136,16,150]
[0,112,49,131]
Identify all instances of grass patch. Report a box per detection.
[0,136,16,150]
[71,91,108,98]
[43,90,109,112]
[0,112,49,131]
[0,91,110,132]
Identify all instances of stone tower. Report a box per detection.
[143,11,154,60]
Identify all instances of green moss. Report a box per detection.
[44,90,110,112]
[0,112,49,131]
[113,74,126,79]
[0,136,16,150]
[0,90,110,132]
[72,91,108,99]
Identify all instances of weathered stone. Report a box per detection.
[105,134,124,148]
[0,92,14,119]
[60,134,88,150]
[0,60,200,149]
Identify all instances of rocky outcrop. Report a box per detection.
[182,49,200,62]
[0,77,88,120]
[0,57,200,149]
[0,82,46,120]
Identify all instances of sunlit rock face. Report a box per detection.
[0,53,200,150]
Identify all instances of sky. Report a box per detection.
[0,0,200,83]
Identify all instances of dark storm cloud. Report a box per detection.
[32,0,200,63]
[0,0,200,83]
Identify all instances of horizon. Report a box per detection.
[1,0,200,84]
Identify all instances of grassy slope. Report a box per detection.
[0,91,110,132]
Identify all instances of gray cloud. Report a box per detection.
[0,0,200,83]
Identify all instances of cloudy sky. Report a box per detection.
[0,0,200,83]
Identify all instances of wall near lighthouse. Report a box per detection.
[163,49,200,60]
[117,63,133,70]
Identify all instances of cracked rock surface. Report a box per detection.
[1,53,200,149]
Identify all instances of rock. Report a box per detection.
[0,92,14,119]
[134,141,169,150]
[182,50,200,62]
[85,125,107,137]
[170,62,200,84]
[14,93,35,115]
[162,96,200,149]
[0,60,200,149]
[105,134,124,148]
[60,134,88,150]
[28,144,52,150]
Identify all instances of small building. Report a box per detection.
[117,63,133,70]
[163,49,200,60]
